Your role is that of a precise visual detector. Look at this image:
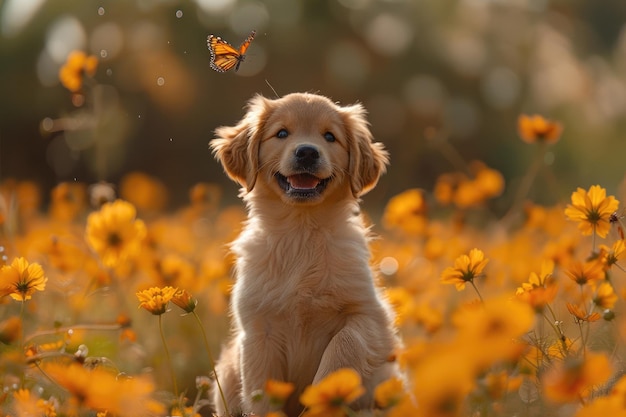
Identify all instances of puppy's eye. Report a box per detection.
[276,129,289,139]
[323,132,336,142]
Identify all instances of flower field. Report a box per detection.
[2,98,626,417]
[4,24,626,415]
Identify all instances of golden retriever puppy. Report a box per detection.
[210,92,400,417]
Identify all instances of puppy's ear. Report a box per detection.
[341,104,390,197]
[210,95,270,192]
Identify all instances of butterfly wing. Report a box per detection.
[208,35,240,72]
[234,30,256,71]
[208,30,256,73]
[237,30,256,56]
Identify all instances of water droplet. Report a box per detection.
[138,115,141,119]
[175,10,183,18]
[157,76,165,86]
[100,49,108,58]
[98,7,105,15]
[106,68,113,76]
[169,138,173,142]
[41,117,54,132]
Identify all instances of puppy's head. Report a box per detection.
[210,93,389,204]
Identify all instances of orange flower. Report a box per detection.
[13,388,57,416]
[136,286,178,315]
[49,182,87,222]
[374,377,407,409]
[566,303,601,323]
[85,200,146,268]
[171,289,197,314]
[517,114,563,144]
[408,350,475,417]
[0,316,22,344]
[516,260,558,312]
[382,188,428,235]
[265,379,295,405]
[44,362,164,416]
[576,374,626,417]
[0,257,47,301]
[434,162,504,209]
[564,259,604,286]
[300,368,365,417]
[119,172,168,213]
[542,352,612,403]
[453,296,534,370]
[59,50,98,92]
[600,239,626,270]
[441,248,489,291]
[565,185,619,238]
[593,282,618,310]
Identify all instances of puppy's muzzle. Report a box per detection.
[294,145,320,171]
[275,144,331,201]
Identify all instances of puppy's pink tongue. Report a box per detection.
[288,174,319,189]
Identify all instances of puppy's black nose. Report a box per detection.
[294,145,319,167]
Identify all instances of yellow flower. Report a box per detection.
[136,286,178,315]
[59,50,98,92]
[594,282,618,309]
[265,379,295,405]
[0,316,22,344]
[85,200,147,268]
[517,114,563,144]
[434,172,460,206]
[171,289,197,313]
[564,259,604,286]
[300,368,365,417]
[542,352,612,403]
[576,374,626,417]
[441,248,489,291]
[153,254,196,289]
[408,350,475,417]
[516,260,558,312]
[434,162,504,209]
[0,257,47,301]
[13,388,40,416]
[44,362,164,416]
[171,406,200,417]
[453,296,534,370]
[49,182,87,222]
[382,188,428,235]
[565,185,619,238]
[471,163,505,200]
[566,303,601,323]
[119,172,168,213]
[516,260,554,293]
[374,377,407,409]
[600,239,626,269]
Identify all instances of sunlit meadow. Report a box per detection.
[3,51,626,417]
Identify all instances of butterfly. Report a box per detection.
[207,30,256,73]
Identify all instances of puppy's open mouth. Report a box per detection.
[275,173,331,200]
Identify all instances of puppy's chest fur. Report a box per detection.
[231,218,371,323]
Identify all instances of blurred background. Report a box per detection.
[1,0,626,213]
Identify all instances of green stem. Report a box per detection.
[19,300,25,348]
[159,314,179,400]
[469,280,484,303]
[592,225,597,254]
[192,311,230,417]
[578,321,586,355]
[341,404,359,417]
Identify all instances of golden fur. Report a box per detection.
[210,92,400,416]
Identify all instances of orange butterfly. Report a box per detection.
[207,30,256,73]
